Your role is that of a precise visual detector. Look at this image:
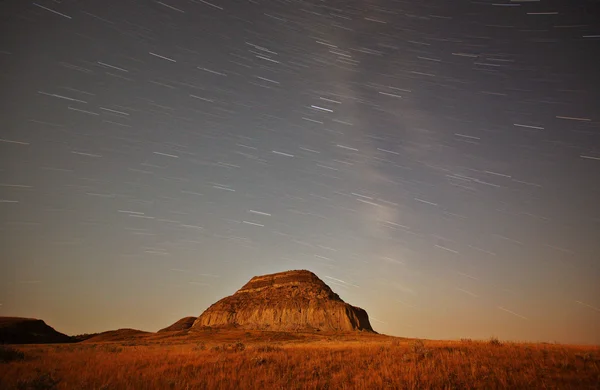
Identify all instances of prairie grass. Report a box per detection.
[0,346,25,363]
[0,333,598,389]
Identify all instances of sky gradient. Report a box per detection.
[1,0,599,344]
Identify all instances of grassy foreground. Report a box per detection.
[1,331,599,389]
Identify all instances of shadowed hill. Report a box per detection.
[192,270,374,332]
[159,317,197,332]
[81,328,150,343]
[0,317,73,344]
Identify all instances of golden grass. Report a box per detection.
[1,332,598,389]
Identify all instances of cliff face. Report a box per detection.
[192,270,374,332]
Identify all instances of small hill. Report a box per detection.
[0,317,72,344]
[71,332,101,342]
[192,270,374,332]
[159,317,196,332]
[82,328,150,343]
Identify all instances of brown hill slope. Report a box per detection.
[82,328,150,343]
[158,317,196,332]
[0,317,72,344]
[192,270,374,332]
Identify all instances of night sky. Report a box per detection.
[1,0,599,344]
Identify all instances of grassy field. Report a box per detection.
[1,330,599,389]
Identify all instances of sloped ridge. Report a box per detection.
[0,317,73,344]
[192,270,374,332]
[82,328,150,343]
[158,317,197,332]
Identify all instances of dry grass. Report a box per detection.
[1,332,598,389]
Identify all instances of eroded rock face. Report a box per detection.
[192,270,374,332]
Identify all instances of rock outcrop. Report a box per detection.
[192,270,374,332]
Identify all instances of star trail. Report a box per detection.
[0,0,599,343]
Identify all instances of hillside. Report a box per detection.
[0,317,73,344]
[158,317,197,332]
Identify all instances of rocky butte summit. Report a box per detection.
[192,270,374,332]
